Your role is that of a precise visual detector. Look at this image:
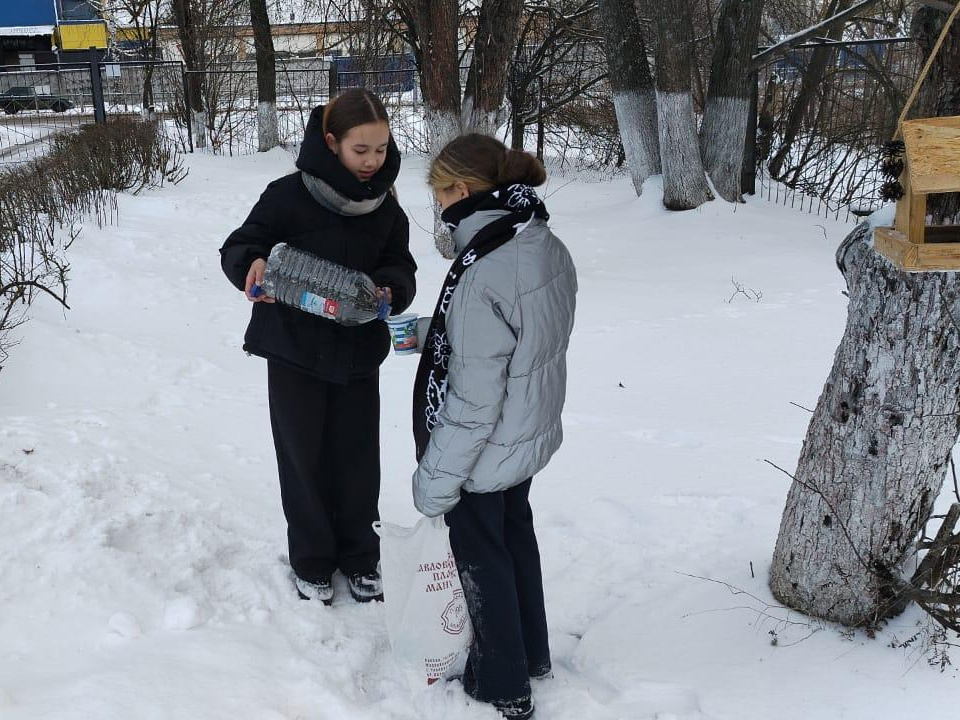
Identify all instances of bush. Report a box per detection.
[546,97,625,170]
[0,118,186,372]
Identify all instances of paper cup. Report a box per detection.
[386,313,418,355]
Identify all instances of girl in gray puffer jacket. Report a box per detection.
[411,135,577,720]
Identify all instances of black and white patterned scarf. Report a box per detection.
[413,184,549,461]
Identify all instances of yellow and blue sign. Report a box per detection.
[56,22,108,50]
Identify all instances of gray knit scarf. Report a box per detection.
[301,171,387,216]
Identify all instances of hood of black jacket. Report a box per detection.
[296,104,401,202]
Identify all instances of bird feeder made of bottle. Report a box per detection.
[874,115,960,272]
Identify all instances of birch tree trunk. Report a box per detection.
[597,0,660,195]
[770,222,960,626]
[250,0,279,152]
[653,0,713,210]
[699,0,764,202]
[461,0,523,136]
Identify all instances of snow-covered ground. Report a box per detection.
[1,149,957,720]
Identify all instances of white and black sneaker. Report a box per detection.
[294,575,334,606]
[495,696,534,720]
[347,570,383,603]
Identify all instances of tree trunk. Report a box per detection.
[912,4,960,223]
[769,222,960,626]
[250,0,279,151]
[699,0,764,202]
[511,108,526,150]
[139,0,163,113]
[412,0,462,155]
[653,0,713,210]
[461,0,523,136]
[172,0,207,149]
[767,0,854,180]
[409,0,461,257]
[597,0,660,195]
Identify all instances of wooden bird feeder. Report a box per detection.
[873,3,960,272]
[874,115,960,271]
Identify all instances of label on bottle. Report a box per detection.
[300,291,340,320]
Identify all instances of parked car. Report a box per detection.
[0,87,74,115]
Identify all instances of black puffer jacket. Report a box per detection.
[220,106,416,384]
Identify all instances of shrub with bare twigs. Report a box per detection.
[0,118,186,373]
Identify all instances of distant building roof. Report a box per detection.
[0,25,55,37]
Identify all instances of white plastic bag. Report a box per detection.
[373,516,473,686]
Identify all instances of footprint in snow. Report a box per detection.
[108,611,142,639]
[163,595,206,631]
[626,428,704,449]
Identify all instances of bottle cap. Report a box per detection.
[377,296,391,321]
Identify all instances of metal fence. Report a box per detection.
[6,46,919,222]
[0,63,96,165]
[0,52,601,171]
[181,58,424,156]
[0,57,422,165]
[751,38,922,222]
[0,60,186,166]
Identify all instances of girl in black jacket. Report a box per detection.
[220,89,416,605]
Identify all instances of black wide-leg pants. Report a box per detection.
[267,360,381,582]
[445,478,551,707]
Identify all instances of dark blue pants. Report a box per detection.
[445,478,551,707]
[267,361,381,581]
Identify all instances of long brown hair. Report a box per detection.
[322,88,390,140]
[428,133,546,193]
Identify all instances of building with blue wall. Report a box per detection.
[0,0,58,66]
[1,0,59,27]
[0,1,105,67]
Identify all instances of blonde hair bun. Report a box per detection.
[429,133,547,193]
[497,149,547,188]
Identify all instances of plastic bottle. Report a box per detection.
[250,243,390,326]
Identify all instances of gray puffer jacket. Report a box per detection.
[412,209,578,517]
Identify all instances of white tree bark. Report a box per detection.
[425,108,462,258]
[460,95,502,138]
[191,110,207,150]
[613,90,661,195]
[699,0,764,203]
[652,0,713,210]
[250,0,278,152]
[656,91,713,210]
[258,101,279,152]
[425,103,462,155]
[598,0,659,195]
[770,221,960,626]
[408,0,461,257]
[699,96,751,202]
[459,0,521,139]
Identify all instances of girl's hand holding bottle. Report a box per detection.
[245,248,394,325]
[245,258,276,303]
